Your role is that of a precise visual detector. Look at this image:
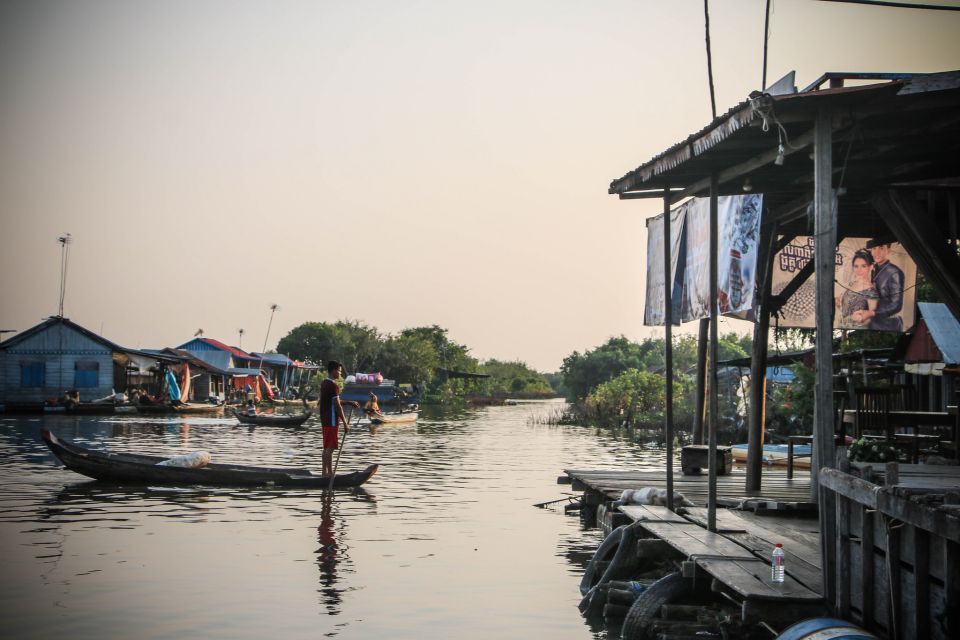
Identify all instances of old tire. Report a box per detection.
[579,524,627,596]
[620,571,693,640]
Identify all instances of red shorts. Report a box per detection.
[322,425,339,449]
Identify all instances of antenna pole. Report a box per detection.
[57,233,72,317]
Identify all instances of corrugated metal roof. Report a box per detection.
[608,71,960,197]
[917,303,960,365]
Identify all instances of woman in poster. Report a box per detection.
[837,249,878,328]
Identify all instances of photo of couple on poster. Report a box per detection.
[836,237,906,331]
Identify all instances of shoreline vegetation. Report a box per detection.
[277,321,558,405]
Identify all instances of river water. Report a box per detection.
[0,400,668,639]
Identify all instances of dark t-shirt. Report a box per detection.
[319,378,340,427]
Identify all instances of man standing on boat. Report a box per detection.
[320,361,358,478]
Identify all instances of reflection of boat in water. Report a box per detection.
[135,402,225,415]
[731,443,811,469]
[42,429,378,488]
[233,409,312,426]
[369,412,418,425]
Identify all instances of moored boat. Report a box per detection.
[233,409,312,427]
[369,411,419,425]
[731,443,811,469]
[41,429,377,488]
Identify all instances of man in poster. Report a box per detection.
[858,237,904,331]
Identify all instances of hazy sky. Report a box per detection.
[1,1,958,372]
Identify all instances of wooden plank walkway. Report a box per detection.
[618,504,823,612]
[563,467,815,510]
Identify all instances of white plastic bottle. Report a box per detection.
[771,543,785,583]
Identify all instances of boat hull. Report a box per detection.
[234,410,312,426]
[731,443,811,469]
[41,429,377,488]
[369,412,419,425]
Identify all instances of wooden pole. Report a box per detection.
[664,188,675,511]
[746,223,777,492]
[693,318,709,445]
[813,105,838,608]
[708,174,719,532]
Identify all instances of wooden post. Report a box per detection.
[664,188,675,511]
[708,174,719,532]
[861,504,875,629]
[813,106,837,608]
[746,223,777,492]
[693,318,709,445]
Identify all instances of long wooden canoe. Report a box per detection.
[369,411,419,425]
[41,429,377,488]
[233,409,312,427]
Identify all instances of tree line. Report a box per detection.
[275,321,554,401]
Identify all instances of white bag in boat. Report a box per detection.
[156,451,211,468]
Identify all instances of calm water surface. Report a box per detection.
[0,400,667,639]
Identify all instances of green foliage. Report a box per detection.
[559,332,752,401]
[847,437,902,463]
[378,333,440,385]
[584,369,665,426]
[276,320,381,372]
[479,359,553,396]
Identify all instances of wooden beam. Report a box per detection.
[673,128,818,203]
[872,190,960,323]
[664,188,675,511]
[708,174,719,532]
[746,221,778,492]
[693,318,709,445]
[813,106,838,609]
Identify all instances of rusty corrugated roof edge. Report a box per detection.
[608,71,960,196]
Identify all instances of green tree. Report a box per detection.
[559,336,651,401]
[479,359,553,396]
[401,325,478,373]
[276,320,381,372]
[378,333,440,384]
[584,369,665,426]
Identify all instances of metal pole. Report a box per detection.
[663,188,675,511]
[708,174,719,532]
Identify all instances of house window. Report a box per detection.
[74,361,99,388]
[20,362,46,387]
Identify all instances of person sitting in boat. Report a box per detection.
[364,393,382,416]
[244,399,258,416]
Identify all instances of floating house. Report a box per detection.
[0,316,171,407]
[598,70,960,638]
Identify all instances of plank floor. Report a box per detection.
[564,466,815,510]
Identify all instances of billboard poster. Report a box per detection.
[643,205,686,326]
[679,194,763,322]
[770,236,917,331]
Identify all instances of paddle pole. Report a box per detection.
[329,407,359,491]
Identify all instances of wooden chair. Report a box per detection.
[853,387,891,441]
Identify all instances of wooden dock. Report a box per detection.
[561,466,815,511]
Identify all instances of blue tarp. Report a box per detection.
[165,369,181,402]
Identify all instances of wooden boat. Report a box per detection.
[233,409,312,426]
[369,411,419,425]
[41,429,378,488]
[731,443,812,469]
[170,402,226,415]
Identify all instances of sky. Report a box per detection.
[1,1,959,372]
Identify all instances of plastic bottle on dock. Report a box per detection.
[771,543,785,583]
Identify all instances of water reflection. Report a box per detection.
[1,402,668,639]
[316,491,343,615]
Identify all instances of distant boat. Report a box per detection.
[41,429,377,488]
[731,443,811,469]
[233,409,312,427]
[369,411,419,425]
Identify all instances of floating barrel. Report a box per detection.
[775,618,878,640]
